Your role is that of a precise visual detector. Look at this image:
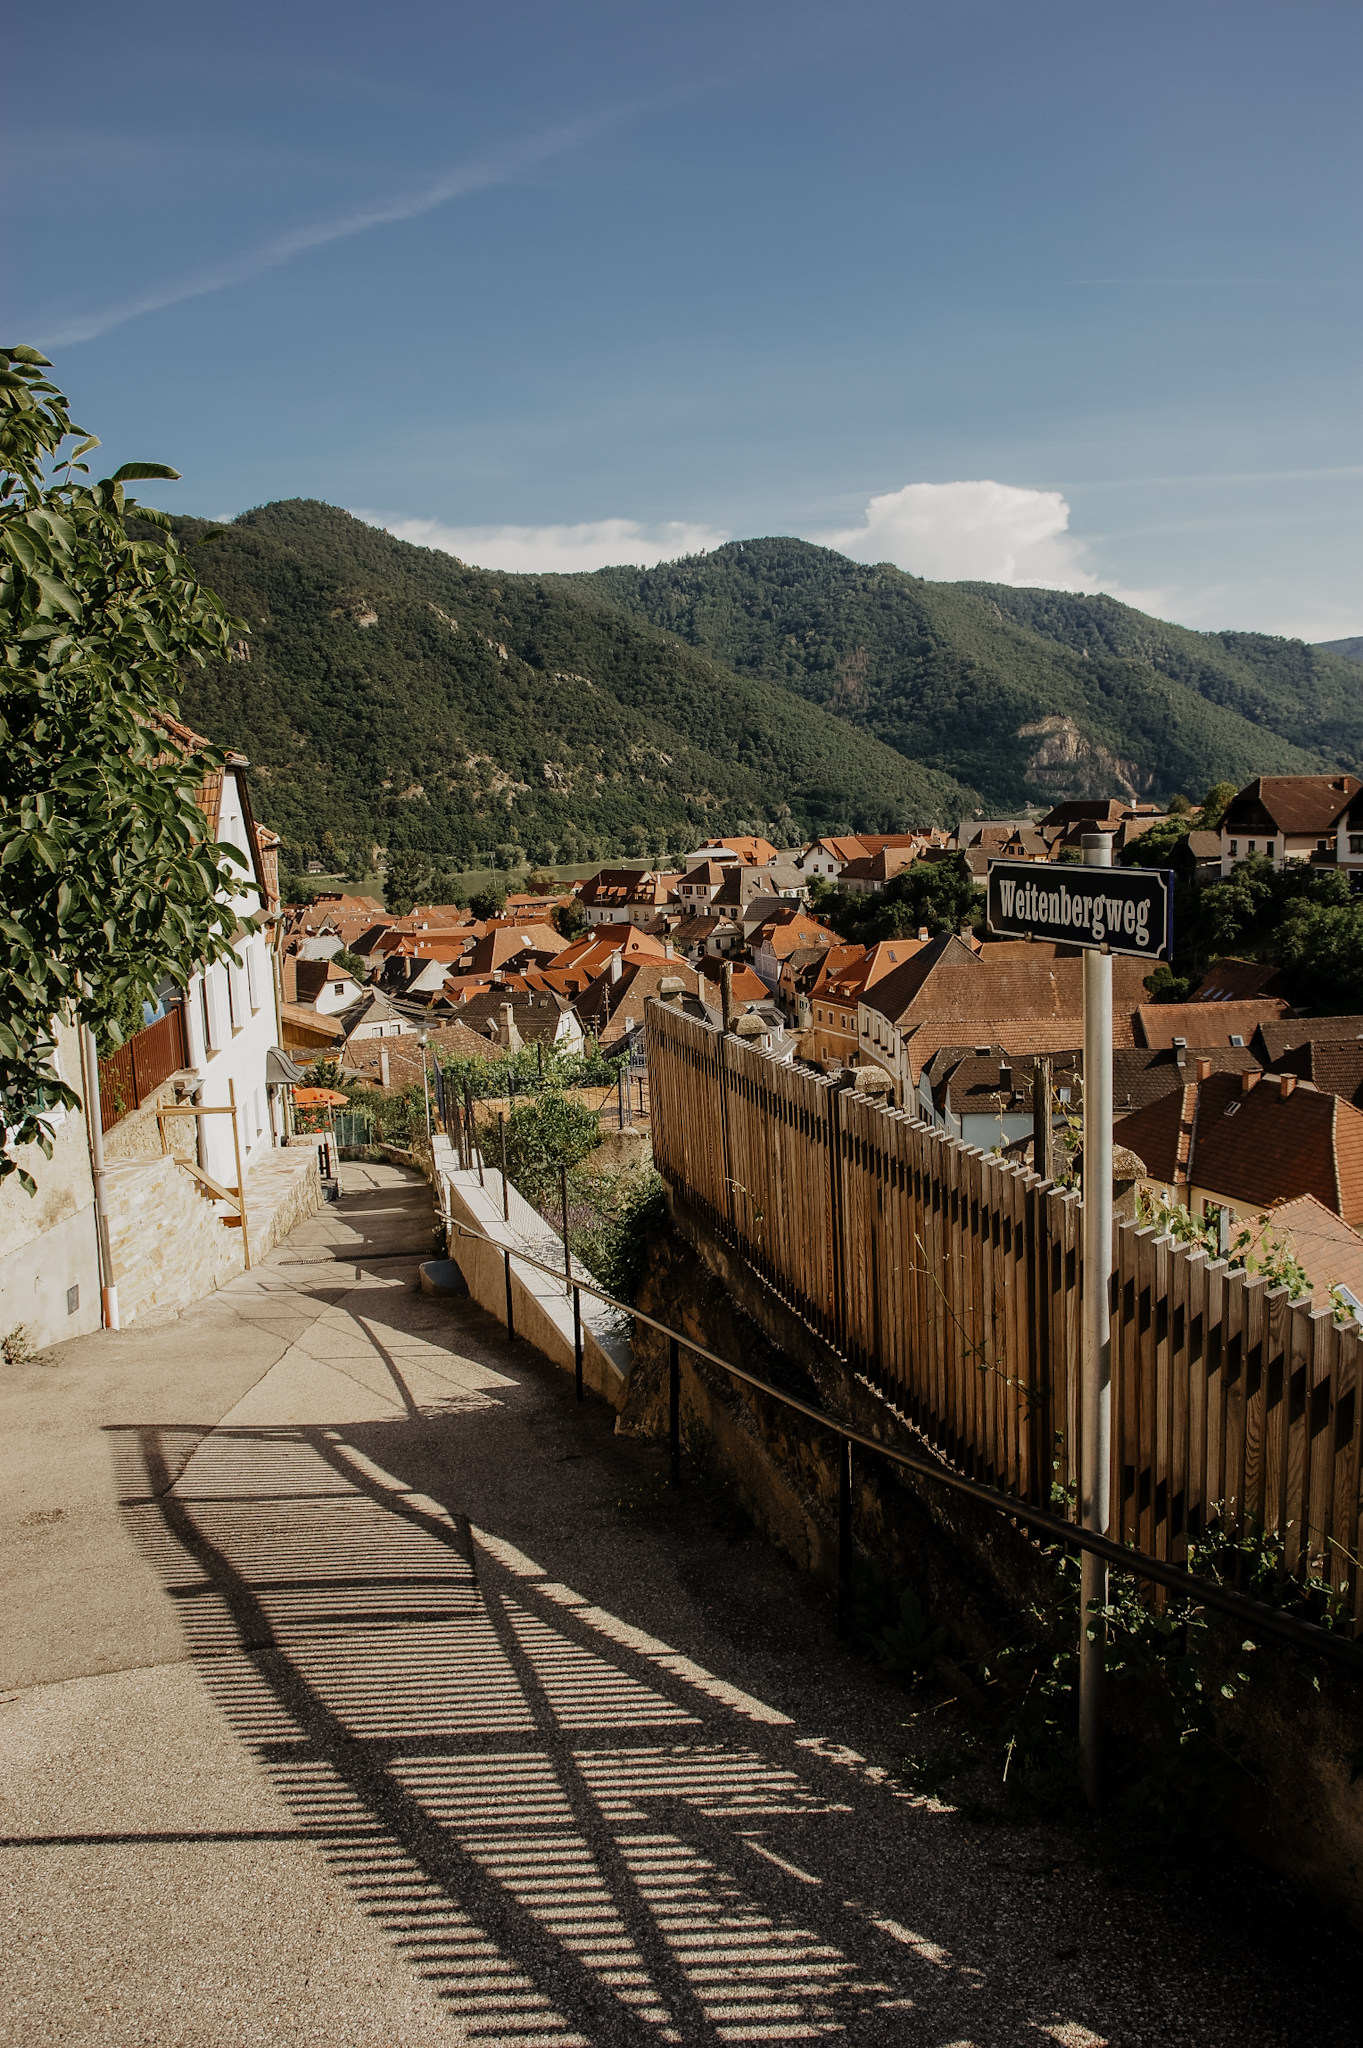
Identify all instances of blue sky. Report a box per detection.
[8,0,1361,637]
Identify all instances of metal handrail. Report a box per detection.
[444,1213,1363,1674]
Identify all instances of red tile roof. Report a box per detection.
[1119,1068,1363,1225]
[1225,774,1360,837]
[1135,1000,1288,1049]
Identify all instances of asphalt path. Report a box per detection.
[1,1163,1358,2047]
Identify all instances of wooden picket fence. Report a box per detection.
[646,1001,1363,1634]
[97,1005,189,1133]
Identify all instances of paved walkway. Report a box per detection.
[1,1164,1358,2046]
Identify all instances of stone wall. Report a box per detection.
[103,1145,322,1326]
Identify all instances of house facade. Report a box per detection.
[1219,775,1361,877]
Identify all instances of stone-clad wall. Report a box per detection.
[104,1146,321,1325]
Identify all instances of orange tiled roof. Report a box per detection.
[1135,1000,1288,1050]
[1119,1069,1363,1226]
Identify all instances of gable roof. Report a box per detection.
[1112,1044,1261,1117]
[1241,1194,1363,1312]
[697,836,780,865]
[1254,1015,1363,1065]
[1118,1068,1363,1225]
[695,960,768,1003]
[578,959,701,1044]
[1224,774,1360,837]
[1187,958,1289,1004]
[1134,1000,1288,1049]
[455,987,577,1043]
[465,923,567,973]
[341,1018,499,1086]
[900,1017,1092,1083]
[927,1044,1082,1119]
[1277,1038,1363,1108]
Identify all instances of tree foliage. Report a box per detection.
[582,542,1361,812]
[501,1089,603,1208]
[817,858,981,947]
[0,348,253,1190]
[383,846,437,916]
[172,501,974,873]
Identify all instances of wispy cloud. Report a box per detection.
[363,513,728,574]
[35,107,639,348]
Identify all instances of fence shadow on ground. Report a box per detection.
[107,1361,1359,2047]
[110,1415,1027,2045]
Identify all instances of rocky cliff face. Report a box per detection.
[1017,714,1150,800]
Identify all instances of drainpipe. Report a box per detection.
[79,1022,120,1331]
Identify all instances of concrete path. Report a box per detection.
[1,1163,1357,2047]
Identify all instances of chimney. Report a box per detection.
[1195,1057,1211,1082]
[664,939,674,959]
[1242,1069,1261,1093]
[379,1045,390,1089]
[918,927,930,942]
[498,1002,522,1052]
[734,1013,765,1043]
[609,950,623,985]
[1278,1073,1297,1100]
[658,976,686,1007]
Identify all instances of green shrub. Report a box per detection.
[502,1090,602,1208]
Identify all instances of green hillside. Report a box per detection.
[577,540,1357,809]
[171,501,974,870]
[1318,636,1363,665]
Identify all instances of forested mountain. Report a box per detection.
[173,503,1363,869]
[1318,637,1363,665]
[578,540,1363,810]
[171,502,974,871]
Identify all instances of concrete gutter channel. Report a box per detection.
[3,1157,1361,2045]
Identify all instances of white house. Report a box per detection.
[175,747,287,1182]
[1219,775,1362,878]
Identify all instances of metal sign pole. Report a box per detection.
[1080,831,1114,1805]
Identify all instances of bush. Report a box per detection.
[566,1165,667,1305]
[502,1090,602,1207]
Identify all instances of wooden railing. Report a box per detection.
[646,1001,1363,1635]
[98,1005,189,1132]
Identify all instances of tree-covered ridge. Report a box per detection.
[574,539,1346,810]
[961,583,1363,773]
[173,502,974,870]
[1317,636,1363,666]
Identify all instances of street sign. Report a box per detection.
[985,857,1174,961]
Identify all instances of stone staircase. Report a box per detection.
[104,1145,321,1324]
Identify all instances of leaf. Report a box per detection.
[31,574,82,619]
[3,527,39,572]
[110,463,181,483]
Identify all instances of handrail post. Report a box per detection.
[499,1111,510,1222]
[1080,832,1114,1806]
[229,1079,251,1271]
[669,1336,681,1484]
[503,1245,515,1345]
[573,1284,583,1401]
[837,1437,853,1637]
[559,1163,572,1294]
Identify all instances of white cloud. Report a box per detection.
[814,479,1099,586]
[364,513,729,574]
